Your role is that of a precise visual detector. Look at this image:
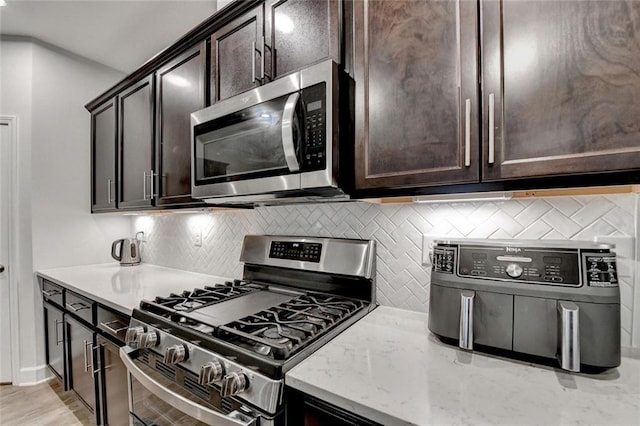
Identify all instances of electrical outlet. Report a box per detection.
[422,234,450,266]
[193,229,202,247]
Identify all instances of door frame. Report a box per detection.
[1,115,20,384]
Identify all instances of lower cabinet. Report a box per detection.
[66,315,97,414]
[286,387,381,425]
[94,335,129,426]
[40,277,130,425]
[44,301,67,388]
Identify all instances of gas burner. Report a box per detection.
[174,300,204,311]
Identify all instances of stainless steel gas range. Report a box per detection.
[120,235,376,425]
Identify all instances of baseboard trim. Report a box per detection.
[15,364,50,386]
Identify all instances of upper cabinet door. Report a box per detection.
[482,0,640,180]
[265,0,341,79]
[353,0,479,191]
[211,5,264,102]
[91,98,117,212]
[155,44,206,206]
[118,77,154,209]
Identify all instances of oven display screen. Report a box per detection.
[270,241,322,263]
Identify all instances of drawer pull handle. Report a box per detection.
[100,320,128,335]
[42,289,61,297]
[66,302,90,312]
[557,301,580,372]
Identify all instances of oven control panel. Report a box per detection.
[433,243,618,287]
[269,241,322,263]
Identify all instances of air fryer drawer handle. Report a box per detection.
[281,92,301,172]
[119,347,256,426]
[557,301,580,372]
[459,291,475,350]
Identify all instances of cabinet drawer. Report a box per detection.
[65,291,95,325]
[42,279,64,307]
[97,306,129,344]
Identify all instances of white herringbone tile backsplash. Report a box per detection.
[132,194,640,348]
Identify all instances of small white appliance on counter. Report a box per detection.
[428,239,621,373]
[111,237,141,266]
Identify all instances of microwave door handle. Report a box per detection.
[281,92,301,172]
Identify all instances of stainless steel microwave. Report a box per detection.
[191,60,349,204]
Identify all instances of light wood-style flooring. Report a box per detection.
[0,379,95,425]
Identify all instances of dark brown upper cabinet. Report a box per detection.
[91,98,118,212]
[118,76,154,209]
[482,0,640,181]
[155,43,207,206]
[353,0,480,190]
[211,5,264,102]
[265,0,341,79]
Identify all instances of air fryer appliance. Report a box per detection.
[428,239,621,372]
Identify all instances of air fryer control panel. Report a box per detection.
[433,244,618,287]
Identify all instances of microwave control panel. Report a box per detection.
[300,83,327,171]
[269,241,322,263]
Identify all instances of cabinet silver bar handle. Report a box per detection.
[150,169,156,200]
[488,93,495,164]
[42,289,60,297]
[54,319,63,345]
[84,340,93,372]
[107,178,112,204]
[557,301,580,372]
[260,35,271,82]
[281,92,301,172]
[464,98,471,167]
[459,291,475,350]
[251,41,257,84]
[143,171,147,200]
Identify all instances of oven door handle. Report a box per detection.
[281,92,301,172]
[119,347,257,426]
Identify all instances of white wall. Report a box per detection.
[0,38,131,384]
[133,194,640,348]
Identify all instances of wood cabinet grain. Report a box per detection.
[211,6,264,102]
[118,76,154,209]
[353,0,479,190]
[155,43,207,206]
[482,0,640,180]
[91,99,117,212]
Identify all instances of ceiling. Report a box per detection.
[0,0,221,73]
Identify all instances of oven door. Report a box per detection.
[120,346,257,426]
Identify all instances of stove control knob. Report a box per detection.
[506,263,524,279]
[220,372,249,397]
[125,326,145,345]
[198,360,225,385]
[138,331,159,348]
[164,344,187,365]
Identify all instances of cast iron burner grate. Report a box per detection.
[217,294,365,360]
[139,280,263,319]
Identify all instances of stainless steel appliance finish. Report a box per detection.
[121,235,376,425]
[110,238,141,266]
[190,60,348,205]
[428,239,621,372]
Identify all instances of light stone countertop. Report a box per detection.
[37,263,232,315]
[286,306,640,426]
